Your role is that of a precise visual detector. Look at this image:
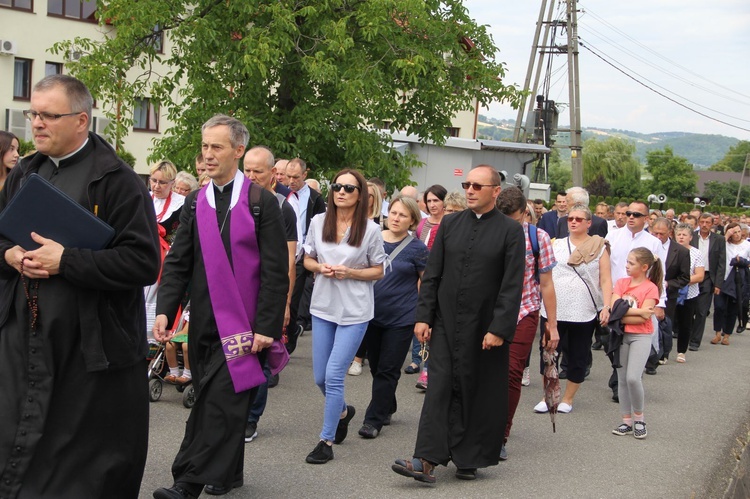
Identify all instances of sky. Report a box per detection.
[463,0,750,141]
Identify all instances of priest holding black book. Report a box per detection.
[0,75,160,498]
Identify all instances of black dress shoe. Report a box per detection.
[153,485,197,499]
[558,369,567,380]
[688,345,700,352]
[645,367,657,375]
[455,468,477,480]
[204,481,242,496]
[268,372,280,388]
[591,340,602,350]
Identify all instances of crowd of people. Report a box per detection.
[1,75,749,498]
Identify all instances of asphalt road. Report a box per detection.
[140,325,750,498]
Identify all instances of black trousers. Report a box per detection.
[363,323,413,430]
[690,280,715,347]
[676,296,698,354]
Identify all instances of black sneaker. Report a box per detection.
[358,423,379,439]
[244,422,258,443]
[612,423,633,436]
[286,324,304,355]
[334,405,355,444]
[633,421,647,439]
[306,440,334,464]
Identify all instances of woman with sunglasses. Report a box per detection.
[149,160,185,243]
[534,204,612,414]
[303,169,387,464]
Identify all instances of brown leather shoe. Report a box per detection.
[721,335,730,345]
[710,333,722,345]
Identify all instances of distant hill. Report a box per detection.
[476,115,740,169]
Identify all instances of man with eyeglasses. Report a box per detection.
[0,75,160,498]
[392,165,524,484]
[285,158,326,355]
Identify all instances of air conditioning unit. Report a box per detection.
[0,40,18,56]
[67,48,83,61]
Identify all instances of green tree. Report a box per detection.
[582,136,641,191]
[709,141,750,172]
[52,0,522,188]
[548,164,572,193]
[645,146,697,201]
[703,180,750,207]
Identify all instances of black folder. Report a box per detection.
[0,173,115,251]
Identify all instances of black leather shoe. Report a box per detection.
[591,340,602,350]
[455,468,477,480]
[688,345,699,352]
[153,485,197,499]
[268,373,279,388]
[204,481,242,496]
[612,392,619,403]
[558,369,567,380]
[645,367,657,375]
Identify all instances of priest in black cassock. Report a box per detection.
[392,165,525,483]
[0,75,160,498]
[152,115,288,499]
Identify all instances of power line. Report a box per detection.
[579,38,750,123]
[578,39,750,134]
[578,20,750,108]
[580,4,750,102]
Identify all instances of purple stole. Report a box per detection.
[196,173,285,392]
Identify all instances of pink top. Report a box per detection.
[613,277,660,334]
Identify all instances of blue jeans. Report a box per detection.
[311,315,369,442]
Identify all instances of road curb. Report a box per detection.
[722,422,750,499]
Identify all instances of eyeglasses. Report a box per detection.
[23,110,83,123]
[149,177,174,186]
[461,182,498,191]
[567,216,589,223]
[331,183,360,194]
[625,211,647,218]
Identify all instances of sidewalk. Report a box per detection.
[141,326,750,498]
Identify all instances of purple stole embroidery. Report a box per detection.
[196,177,265,393]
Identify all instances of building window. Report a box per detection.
[45,62,63,77]
[133,98,159,132]
[48,0,97,22]
[0,0,33,11]
[13,58,32,100]
[148,25,164,54]
[446,127,460,137]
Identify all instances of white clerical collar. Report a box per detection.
[49,137,89,167]
[206,170,244,209]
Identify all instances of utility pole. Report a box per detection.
[735,153,750,207]
[512,0,584,187]
[567,0,583,187]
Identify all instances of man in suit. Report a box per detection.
[647,218,690,368]
[690,212,726,350]
[537,191,567,238]
[556,187,608,239]
[285,158,326,353]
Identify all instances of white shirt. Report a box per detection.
[724,240,750,279]
[686,247,704,300]
[698,233,711,271]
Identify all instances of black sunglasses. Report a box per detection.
[461,182,498,191]
[625,211,646,218]
[331,183,360,194]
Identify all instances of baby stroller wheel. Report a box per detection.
[149,379,163,402]
[183,385,196,408]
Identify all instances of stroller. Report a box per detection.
[147,307,195,409]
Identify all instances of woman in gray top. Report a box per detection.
[303,169,387,464]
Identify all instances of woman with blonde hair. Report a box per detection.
[149,160,185,243]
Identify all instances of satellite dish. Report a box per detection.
[657,193,668,204]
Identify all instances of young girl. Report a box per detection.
[611,247,663,439]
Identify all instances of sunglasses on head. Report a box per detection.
[331,183,360,194]
[567,216,589,223]
[461,182,498,191]
[625,211,646,218]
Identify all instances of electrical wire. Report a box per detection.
[578,20,750,107]
[578,39,750,134]
[580,4,750,102]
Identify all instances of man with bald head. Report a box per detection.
[392,165,524,484]
[400,185,427,218]
[242,146,298,441]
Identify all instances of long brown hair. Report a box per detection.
[0,131,18,171]
[322,169,369,247]
[629,247,663,296]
